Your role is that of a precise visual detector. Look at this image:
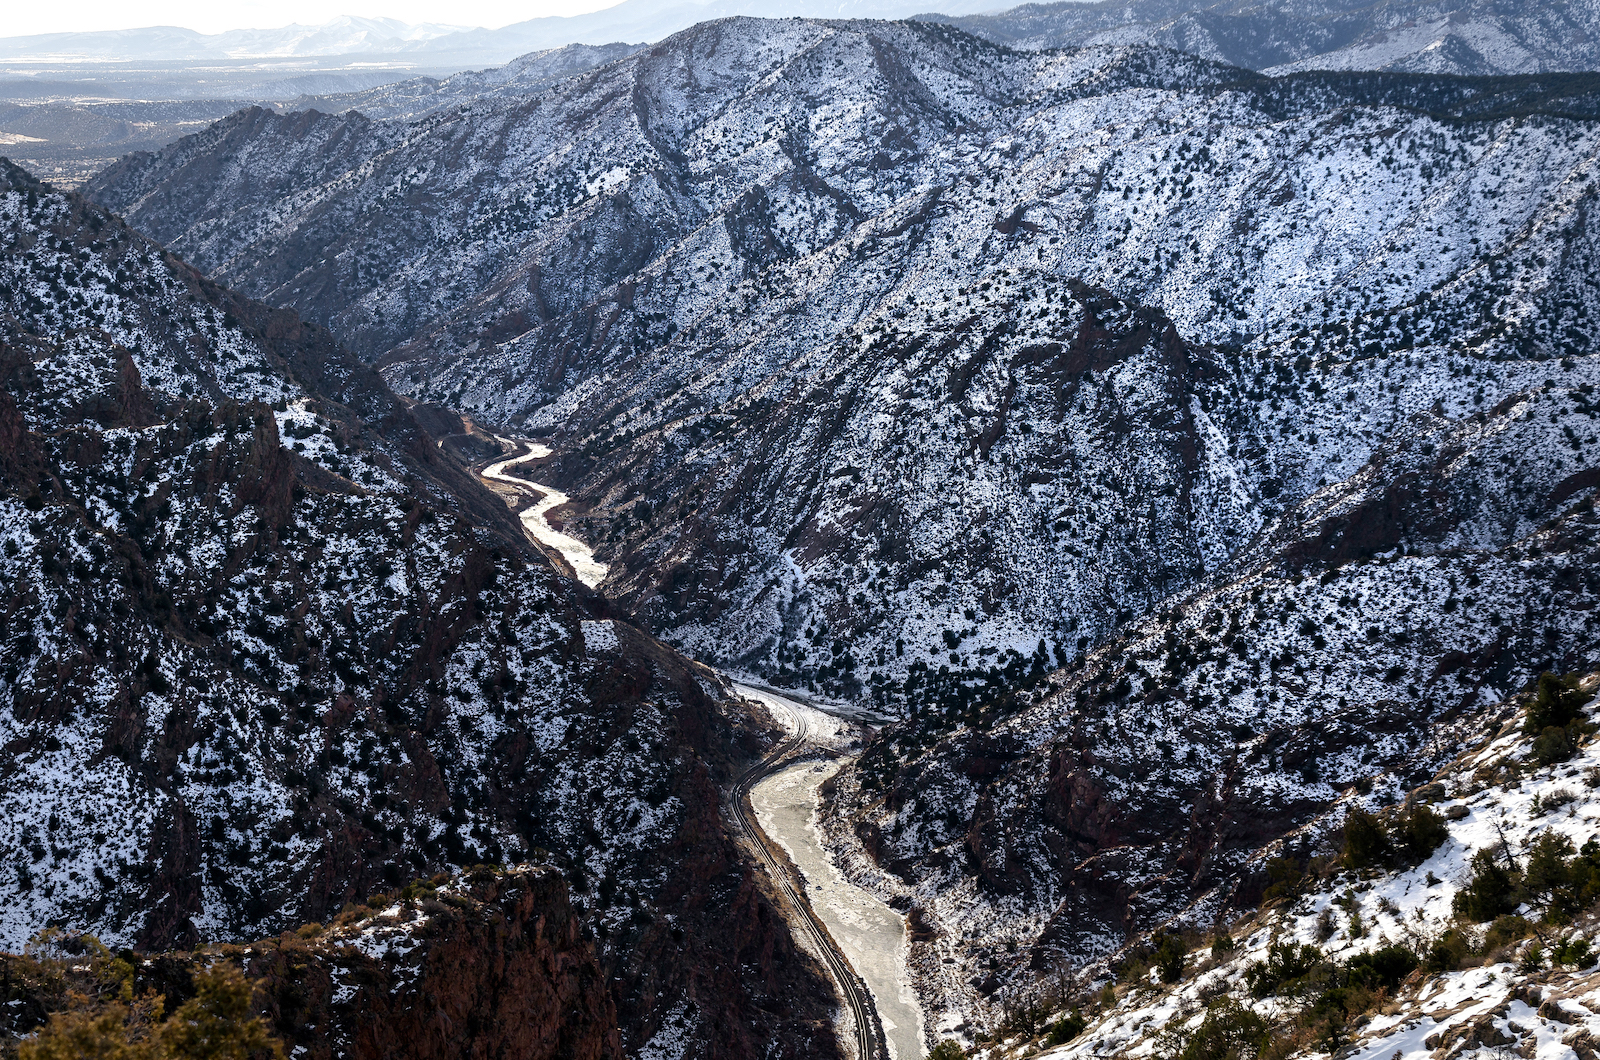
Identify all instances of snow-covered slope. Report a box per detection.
[930,0,1600,77]
[0,159,837,1059]
[73,27,1600,1039]
[83,20,1600,716]
[923,674,1600,1060]
[820,477,1600,1039]
[268,41,650,122]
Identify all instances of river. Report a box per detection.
[481,442,609,588]
[479,444,923,1059]
[751,756,926,1060]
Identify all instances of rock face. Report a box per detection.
[2,867,622,1060]
[0,161,838,1059]
[255,869,620,1060]
[213,868,619,1060]
[930,0,1600,76]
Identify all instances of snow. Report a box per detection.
[636,1002,693,1060]
[733,681,872,750]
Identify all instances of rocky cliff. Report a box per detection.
[2,866,620,1059]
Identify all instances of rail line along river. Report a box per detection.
[476,441,924,1059]
[749,749,927,1060]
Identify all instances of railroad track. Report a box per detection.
[728,691,886,1060]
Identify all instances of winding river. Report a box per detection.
[478,442,924,1059]
[481,442,609,588]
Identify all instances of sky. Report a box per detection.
[3,0,622,37]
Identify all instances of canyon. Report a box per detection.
[2,4,1600,1058]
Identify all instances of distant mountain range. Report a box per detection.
[0,15,470,63]
[0,2,1000,67]
[935,0,1600,77]
[7,0,1600,76]
[7,0,1600,79]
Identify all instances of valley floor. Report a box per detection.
[481,440,610,587]
[471,446,921,1057]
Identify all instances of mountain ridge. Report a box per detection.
[81,19,1600,711]
[929,0,1600,77]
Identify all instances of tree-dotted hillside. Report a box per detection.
[919,672,1600,1060]
[80,23,1600,719]
[0,161,838,1060]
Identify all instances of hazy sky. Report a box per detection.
[5,1,620,37]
